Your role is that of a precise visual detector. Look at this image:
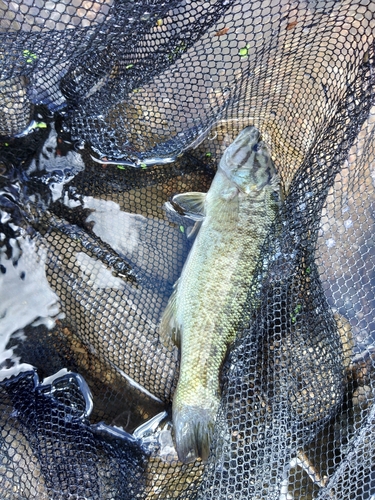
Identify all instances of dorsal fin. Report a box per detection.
[159,281,181,348]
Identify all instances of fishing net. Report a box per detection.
[0,0,375,498]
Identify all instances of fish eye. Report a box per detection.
[252,143,260,152]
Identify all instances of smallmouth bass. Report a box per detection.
[159,126,281,463]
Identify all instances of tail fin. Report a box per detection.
[173,404,217,463]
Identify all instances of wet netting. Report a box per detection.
[0,0,375,498]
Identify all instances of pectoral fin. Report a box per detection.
[186,220,202,239]
[172,192,206,221]
[159,282,181,348]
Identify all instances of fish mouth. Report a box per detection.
[219,126,277,194]
[240,125,261,139]
[230,126,261,157]
[221,126,262,170]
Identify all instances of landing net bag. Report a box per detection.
[0,0,375,498]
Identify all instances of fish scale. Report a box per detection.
[159,126,281,463]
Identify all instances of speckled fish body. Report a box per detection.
[159,126,281,463]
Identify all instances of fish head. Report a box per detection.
[219,126,277,196]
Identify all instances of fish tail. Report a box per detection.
[173,403,218,463]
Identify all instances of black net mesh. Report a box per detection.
[1,0,375,498]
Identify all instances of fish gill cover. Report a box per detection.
[0,0,375,499]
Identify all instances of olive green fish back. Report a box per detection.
[0,0,374,499]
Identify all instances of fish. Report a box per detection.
[159,126,281,463]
